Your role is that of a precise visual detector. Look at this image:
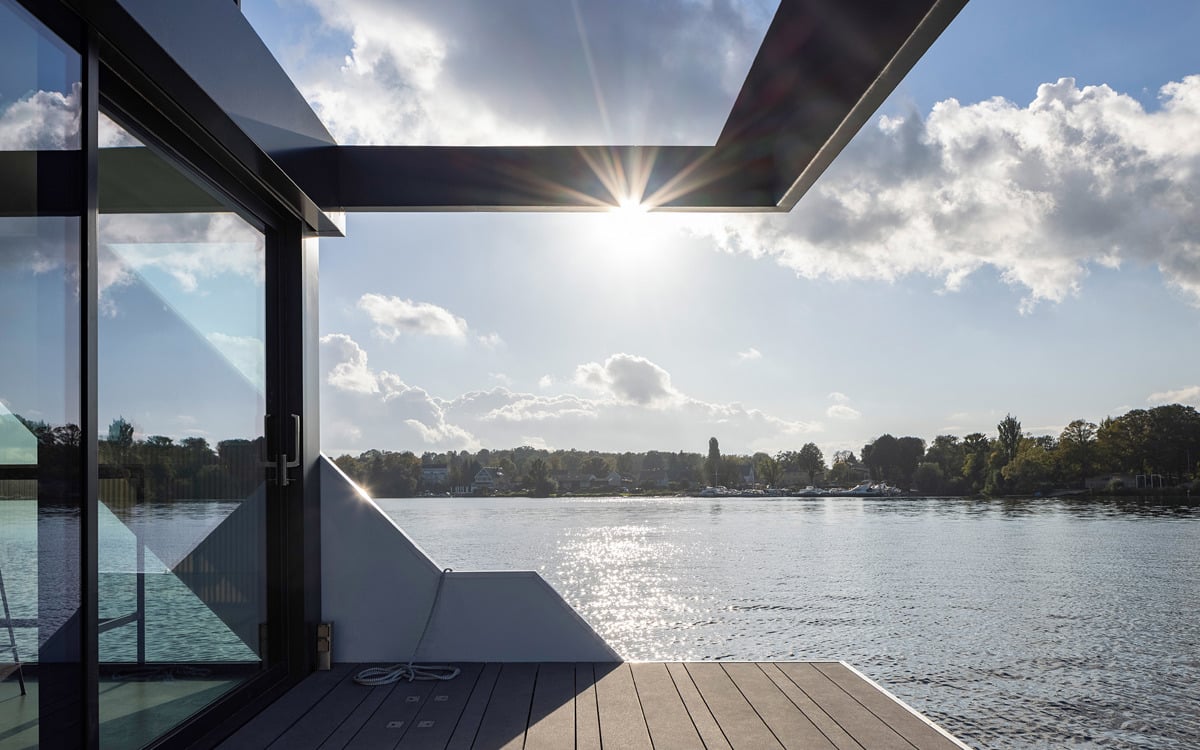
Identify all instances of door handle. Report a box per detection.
[281,414,301,487]
[264,414,301,487]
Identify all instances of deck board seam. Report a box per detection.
[443,664,486,750]
[664,662,725,750]
[584,663,601,750]
[626,663,656,750]
[469,662,506,750]
[809,664,920,750]
[250,664,353,749]
[519,663,540,750]
[835,662,971,750]
[751,662,844,750]
[719,662,789,750]
[758,664,865,750]
[307,667,383,750]
[773,664,882,750]
[679,662,736,750]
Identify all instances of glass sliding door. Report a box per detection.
[0,1,83,747]
[95,116,274,748]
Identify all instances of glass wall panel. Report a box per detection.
[96,116,269,749]
[0,1,82,747]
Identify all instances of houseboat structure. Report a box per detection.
[0,0,972,746]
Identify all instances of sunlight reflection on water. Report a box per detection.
[380,495,1200,750]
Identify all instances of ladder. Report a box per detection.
[0,562,26,695]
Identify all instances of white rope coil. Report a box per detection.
[353,664,461,685]
[354,567,460,686]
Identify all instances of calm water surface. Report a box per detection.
[379,495,1200,750]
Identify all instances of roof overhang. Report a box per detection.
[281,0,968,213]
[7,0,966,227]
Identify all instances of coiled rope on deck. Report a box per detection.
[354,567,461,685]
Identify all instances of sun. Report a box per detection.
[591,198,666,264]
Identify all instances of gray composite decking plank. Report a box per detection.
[317,680,399,750]
[268,667,373,750]
[523,663,577,750]
[343,671,439,750]
[665,662,733,750]
[575,663,602,750]
[394,664,485,750]
[593,662,652,750]
[468,662,538,750]
[684,662,784,750]
[759,664,864,750]
[776,663,915,750]
[722,663,836,750]
[218,664,353,749]
[815,663,961,750]
[628,662,705,750]
[444,663,502,750]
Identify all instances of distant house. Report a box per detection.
[638,468,670,488]
[740,463,757,487]
[604,471,624,487]
[552,472,596,492]
[472,466,507,493]
[421,464,449,488]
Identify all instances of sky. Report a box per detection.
[14,0,1188,460]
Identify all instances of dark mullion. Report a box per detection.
[80,25,101,750]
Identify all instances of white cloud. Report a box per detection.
[0,85,80,150]
[736,347,762,362]
[319,333,479,452]
[825,392,861,420]
[1147,385,1200,406]
[0,90,141,150]
[477,332,504,349]
[283,0,772,145]
[537,375,554,389]
[357,293,470,340]
[574,353,680,406]
[319,337,819,455]
[690,75,1200,312]
[826,404,862,421]
[99,213,265,295]
[488,372,512,385]
[320,333,379,394]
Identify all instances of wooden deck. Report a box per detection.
[220,662,968,749]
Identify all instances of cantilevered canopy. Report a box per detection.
[282,0,968,213]
[2,0,966,228]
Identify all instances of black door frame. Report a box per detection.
[15,2,321,747]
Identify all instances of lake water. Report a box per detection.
[378,495,1200,750]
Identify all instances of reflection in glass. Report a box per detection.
[0,1,81,747]
[96,115,268,748]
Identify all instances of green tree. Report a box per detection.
[1002,437,1054,493]
[961,433,990,493]
[1057,420,1097,487]
[754,453,782,487]
[525,458,555,497]
[797,442,825,485]
[107,417,134,447]
[580,455,610,477]
[705,437,721,486]
[997,414,1022,464]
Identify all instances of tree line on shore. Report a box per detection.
[333,404,1200,498]
[7,403,1196,501]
